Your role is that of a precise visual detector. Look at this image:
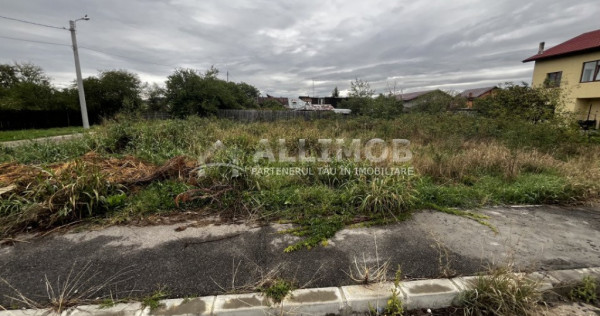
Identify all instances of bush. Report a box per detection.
[474,82,564,123]
[341,95,403,118]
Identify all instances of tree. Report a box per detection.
[259,99,286,110]
[165,67,260,117]
[0,63,57,111]
[341,78,403,118]
[410,90,455,114]
[348,77,374,98]
[0,64,18,88]
[474,82,563,123]
[142,83,168,112]
[14,63,50,85]
[342,94,403,118]
[237,82,260,101]
[332,86,339,98]
[80,70,142,118]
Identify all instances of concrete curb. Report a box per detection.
[1,267,598,316]
[0,133,85,148]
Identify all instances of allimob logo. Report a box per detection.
[195,138,413,178]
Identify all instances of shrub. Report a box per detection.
[460,267,542,316]
[474,82,565,123]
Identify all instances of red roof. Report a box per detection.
[523,29,600,62]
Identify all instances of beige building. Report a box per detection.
[523,29,600,128]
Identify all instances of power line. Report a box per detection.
[0,34,70,47]
[0,35,174,68]
[0,14,67,30]
[79,46,174,68]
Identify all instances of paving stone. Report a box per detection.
[281,287,345,315]
[340,282,397,313]
[400,279,460,310]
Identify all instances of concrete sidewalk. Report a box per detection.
[0,205,599,307]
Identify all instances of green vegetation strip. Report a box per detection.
[0,127,84,142]
[1,115,599,251]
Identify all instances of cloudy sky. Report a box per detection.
[1,0,598,96]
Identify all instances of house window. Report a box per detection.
[581,60,600,82]
[545,71,562,87]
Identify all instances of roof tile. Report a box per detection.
[523,29,600,62]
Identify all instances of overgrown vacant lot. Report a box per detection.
[1,114,599,251]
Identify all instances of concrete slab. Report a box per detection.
[281,287,345,315]
[340,282,396,313]
[62,303,144,316]
[400,279,459,310]
[212,293,273,316]
[149,297,215,316]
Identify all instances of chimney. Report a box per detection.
[538,42,545,55]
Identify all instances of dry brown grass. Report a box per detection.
[412,141,564,182]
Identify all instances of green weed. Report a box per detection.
[260,279,294,304]
[141,287,169,311]
[569,276,598,304]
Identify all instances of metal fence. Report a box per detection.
[216,109,339,122]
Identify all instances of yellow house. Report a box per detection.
[523,29,600,128]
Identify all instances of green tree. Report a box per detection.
[143,83,168,112]
[237,82,260,101]
[165,67,259,117]
[332,86,339,98]
[0,63,57,111]
[259,99,286,110]
[410,90,455,113]
[474,82,563,123]
[342,78,403,118]
[81,69,142,118]
[0,64,18,88]
[348,78,374,98]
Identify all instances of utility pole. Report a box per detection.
[69,15,90,129]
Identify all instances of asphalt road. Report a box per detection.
[1,205,599,307]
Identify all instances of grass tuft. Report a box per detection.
[460,266,542,316]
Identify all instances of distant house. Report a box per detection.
[460,86,498,108]
[298,96,348,108]
[396,89,451,111]
[523,29,600,129]
[287,98,335,111]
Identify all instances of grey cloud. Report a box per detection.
[0,0,598,96]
